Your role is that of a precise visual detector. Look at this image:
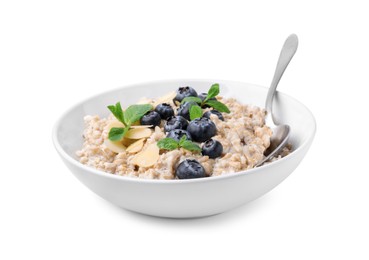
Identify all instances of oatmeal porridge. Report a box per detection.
[76,84,290,179]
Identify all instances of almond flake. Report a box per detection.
[131,143,159,167]
[130,125,153,129]
[126,138,145,154]
[125,128,152,139]
[106,121,124,131]
[121,137,137,147]
[104,139,126,153]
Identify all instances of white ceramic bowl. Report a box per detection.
[53,79,316,218]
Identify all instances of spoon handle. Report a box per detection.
[265,34,298,123]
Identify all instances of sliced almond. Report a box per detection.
[121,137,137,147]
[125,128,152,139]
[106,121,125,131]
[126,138,145,154]
[104,139,126,153]
[130,125,153,129]
[131,143,160,167]
[153,91,176,107]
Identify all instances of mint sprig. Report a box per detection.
[204,100,230,113]
[189,105,203,120]
[124,104,153,125]
[157,138,179,150]
[108,102,126,126]
[181,83,230,120]
[157,136,201,152]
[205,83,220,101]
[179,136,201,152]
[180,96,202,104]
[107,102,153,141]
[108,127,127,141]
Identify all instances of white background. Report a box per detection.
[1,0,368,259]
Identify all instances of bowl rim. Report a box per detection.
[52,78,316,184]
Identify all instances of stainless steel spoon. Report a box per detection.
[255,34,298,167]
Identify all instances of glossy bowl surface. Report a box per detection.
[53,79,316,218]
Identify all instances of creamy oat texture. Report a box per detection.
[76,95,289,179]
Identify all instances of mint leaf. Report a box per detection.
[205,83,220,101]
[189,104,203,121]
[181,96,202,104]
[180,140,201,152]
[108,102,125,125]
[124,104,153,125]
[178,135,201,152]
[204,100,230,113]
[157,138,179,150]
[108,127,127,141]
[178,135,187,146]
[157,136,201,152]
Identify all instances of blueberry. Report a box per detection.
[174,86,198,103]
[155,103,174,119]
[166,129,192,142]
[186,117,216,142]
[198,93,216,108]
[140,111,161,127]
[164,116,188,132]
[202,139,223,159]
[176,101,197,121]
[176,159,206,179]
[203,110,224,121]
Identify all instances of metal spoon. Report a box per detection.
[255,34,298,167]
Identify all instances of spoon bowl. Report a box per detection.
[265,124,290,155]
